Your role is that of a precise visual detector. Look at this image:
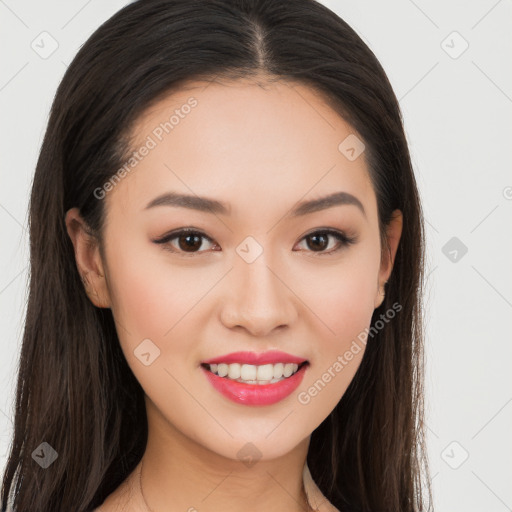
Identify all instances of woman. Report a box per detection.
[1,0,432,511]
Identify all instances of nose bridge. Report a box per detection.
[221,241,296,335]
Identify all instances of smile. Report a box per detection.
[200,351,309,406]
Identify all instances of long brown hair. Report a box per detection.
[1,1,431,510]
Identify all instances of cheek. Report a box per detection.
[319,278,375,335]
[106,250,168,341]
[104,239,226,386]
[105,239,204,342]
[294,253,378,415]
[308,280,373,380]
[104,244,204,400]
[296,253,378,341]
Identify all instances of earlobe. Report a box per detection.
[64,207,111,308]
[373,280,388,309]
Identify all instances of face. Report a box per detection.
[67,77,402,462]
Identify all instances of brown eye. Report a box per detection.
[176,232,203,252]
[305,232,329,251]
[296,229,357,255]
[153,227,357,257]
[153,229,216,255]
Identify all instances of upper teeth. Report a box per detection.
[209,362,300,383]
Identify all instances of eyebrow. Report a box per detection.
[144,190,366,218]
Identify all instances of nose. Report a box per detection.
[219,251,298,337]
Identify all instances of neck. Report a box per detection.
[133,399,312,512]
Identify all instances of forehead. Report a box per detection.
[105,77,375,223]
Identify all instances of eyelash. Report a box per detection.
[152,227,358,257]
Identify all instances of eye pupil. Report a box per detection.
[179,233,202,251]
[307,233,328,251]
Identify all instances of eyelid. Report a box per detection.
[152,227,216,256]
[296,228,358,256]
[152,227,358,256]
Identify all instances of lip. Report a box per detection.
[201,350,307,366]
[201,362,309,406]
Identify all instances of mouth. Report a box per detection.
[200,353,309,406]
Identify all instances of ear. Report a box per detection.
[65,207,111,309]
[374,209,403,309]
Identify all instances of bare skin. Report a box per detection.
[66,76,402,512]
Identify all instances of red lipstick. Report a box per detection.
[201,350,309,406]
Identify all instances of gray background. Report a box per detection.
[1,1,511,510]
